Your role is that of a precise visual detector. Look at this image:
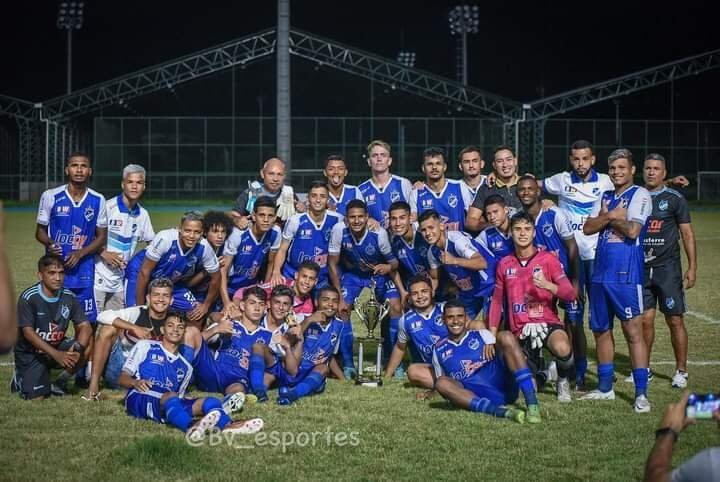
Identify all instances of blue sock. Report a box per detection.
[632,367,649,397]
[249,354,266,395]
[202,397,231,429]
[514,367,538,406]
[469,397,507,418]
[598,362,615,393]
[383,316,400,360]
[294,372,325,399]
[576,357,588,383]
[340,320,355,369]
[164,396,192,432]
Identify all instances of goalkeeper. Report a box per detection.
[487,212,577,403]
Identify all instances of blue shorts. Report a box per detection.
[191,341,249,394]
[103,339,127,388]
[456,294,486,321]
[589,282,643,332]
[460,358,518,406]
[69,285,97,323]
[125,276,198,312]
[125,391,195,423]
[341,273,399,305]
[562,299,583,324]
[270,361,319,389]
[567,259,595,326]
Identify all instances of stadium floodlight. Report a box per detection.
[448,4,479,85]
[57,1,85,94]
[397,50,417,68]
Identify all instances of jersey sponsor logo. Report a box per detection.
[421,198,434,209]
[647,219,663,234]
[449,273,473,291]
[564,185,578,194]
[460,359,485,377]
[410,319,423,332]
[448,194,459,208]
[109,219,124,227]
[150,353,165,364]
[366,194,376,205]
[299,229,313,239]
[505,267,517,278]
[84,206,95,222]
[440,347,453,360]
[55,205,71,216]
[36,322,65,343]
[297,247,328,268]
[55,225,89,249]
[659,199,669,211]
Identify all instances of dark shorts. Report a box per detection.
[643,262,687,315]
[13,339,75,399]
[519,323,565,373]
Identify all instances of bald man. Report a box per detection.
[232,157,304,229]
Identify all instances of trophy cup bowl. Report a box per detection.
[352,280,390,387]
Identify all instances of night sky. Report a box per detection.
[1,1,718,119]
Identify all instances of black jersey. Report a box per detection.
[15,283,88,355]
[643,187,691,268]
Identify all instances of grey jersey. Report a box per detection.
[643,187,691,267]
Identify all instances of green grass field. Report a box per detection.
[1,208,718,481]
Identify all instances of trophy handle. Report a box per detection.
[379,299,391,321]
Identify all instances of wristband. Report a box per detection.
[655,427,679,442]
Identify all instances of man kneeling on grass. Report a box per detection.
[249,286,345,405]
[432,300,542,424]
[118,312,263,440]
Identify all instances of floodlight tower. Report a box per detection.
[57,1,84,95]
[397,51,417,68]
[448,5,479,86]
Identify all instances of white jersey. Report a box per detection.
[543,170,614,261]
[95,195,155,293]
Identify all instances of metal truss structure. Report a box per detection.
[1,27,718,188]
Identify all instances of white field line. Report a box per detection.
[686,310,720,324]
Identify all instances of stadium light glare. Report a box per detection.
[448,4,479,85]
[57,1,85,94]
[397,50,417,68]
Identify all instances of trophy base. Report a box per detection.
[356,378,383,387]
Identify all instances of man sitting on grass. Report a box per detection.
[432,300,542,424]
[12,254,93,399]
[119,312,262,440]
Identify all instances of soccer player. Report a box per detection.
[457,145,488,198]
[324,154,363,216]
[466,145,522,233]
[419,210,495,321]
[327,199,403,368]
[409,147,473,232]
[12,255,93,399]
[641,153,696,388]
[475,195,514,259]
[581,148,653,413]
[125,211,220,324]
[184,286,272,403]
[85,277,173,401]
[251,286,345,405]
[186,211,233,311]
[488,212,577,402]
[270,181,343,288]
[516,175,583,386]
[358,139,415,227]
[119,312,262,440]
[94,164,154,313]
[0,201,17,352]
[384,275,447,395]
[220,197,281,311]
[432,300,541,424]
[36,152,108,322]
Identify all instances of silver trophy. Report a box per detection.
[352,279,390,387]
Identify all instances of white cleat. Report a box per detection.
[187,409,222,443]
[634,394,651,413]
[557,378,572,403]
[547,361,558,383]
[579,389,616,401]
[223,417,265,435]
[671,370,688,389]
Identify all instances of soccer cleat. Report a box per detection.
[504,408,525,424]
[556,379,572,403]
[223,417,264,435]
[276,386,296,405]
[579,389,616,401]
[343,367,358,380]
[254,391,269,403]
[574,379,587,393]
[633,394,651,413]
[50,382,68,397]
[670,370,688,389]
[222,392,247,415]
[526,405,542,424]
[81,391,102,402]
[187,409,222,443]
[393,365,407,379]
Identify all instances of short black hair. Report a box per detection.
[270,284,294,300]
[324,153,345,168]
[242,286,268,302]
[493,145,515,158]
[346,199,367,213]
[517,174,538,185]
[67,151,91,165]
[389,201,411,214]
[253,196,277,213]
[297,260,321,276]
[423,147,446,161]
[417,209,440,224]
[483,194,506,210]
[443,299,466,314]
[316,285,340,300]
[509,211,535,228]
[38,254,64,272]
[407,274,432,291]
[570,140,594,155]
[164,310,187,325]
[203,211,233,236]
[308,180,329,193]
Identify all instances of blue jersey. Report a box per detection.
[428,231,496,299]
[328,184,362,216]
[359,175,414,226]
[225,225,282,293]
[328,223,396,278]
[37,185,107,288]
[475,226,513,260]
[398,303,448,363]
[210,321,272,381]
[432,330,504,384]
[299,317,343,369]
[390,227,431,280]
[532,207,574,274]
[281,212,343,283]
[410,179,472,232]
[122,340,194,399]
[591,185,652,284]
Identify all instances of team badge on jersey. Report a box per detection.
[659,200,669,211]
[542,223,554,237]
[364,245,376,255]
[468,338,480,350]
[60,304,70,319]
[84,206,95,221]
[448,194,458,208]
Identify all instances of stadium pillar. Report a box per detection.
[276,0,292,176]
